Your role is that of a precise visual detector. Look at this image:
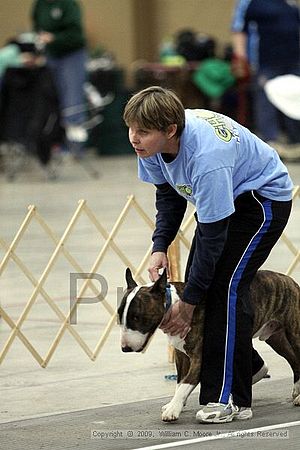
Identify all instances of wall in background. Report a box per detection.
[154,0,235,56]
[0,0,236,70]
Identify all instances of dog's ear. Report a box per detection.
[150,268,168,293]
[117,297,125,325]
[125,267,138,289]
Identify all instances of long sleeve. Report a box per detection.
[183,217,230,305]
[152,183,187,253]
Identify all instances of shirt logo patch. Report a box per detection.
[176,184,193,197]
[51,8,63,19]
[193,110,233,142]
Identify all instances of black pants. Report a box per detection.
[185,191,292,407]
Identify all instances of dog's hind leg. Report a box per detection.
[266,330,300,405]
[161,351,199,422]
[285,330,300,405]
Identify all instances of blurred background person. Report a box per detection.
[231,0,300,162]
[32,0,88,158]
[0,33,64,180]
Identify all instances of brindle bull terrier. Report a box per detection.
[118,268,300,421]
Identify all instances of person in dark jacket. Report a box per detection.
[123,86,293,423]
[32,0,88,155]
[231,0,300,161]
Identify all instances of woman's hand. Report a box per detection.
[159,300,195,338]
[148,251,169,281]
[38,31,55,45]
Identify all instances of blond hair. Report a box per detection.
[123,86,185,137]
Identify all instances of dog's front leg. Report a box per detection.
[161,383,196,422]
[292,380,300,405]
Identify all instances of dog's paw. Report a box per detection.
[292,380,300,405]
[293,395,300,406]
[161,401,171,412]
[161,401,182,422]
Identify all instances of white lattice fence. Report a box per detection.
[0,196,155,367]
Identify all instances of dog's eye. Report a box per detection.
[133,315,139,322]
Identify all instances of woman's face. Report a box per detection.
[128,122,178,158]
[128,123,170,158]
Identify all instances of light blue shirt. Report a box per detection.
[138,109,293,223]
[0,44,22,77]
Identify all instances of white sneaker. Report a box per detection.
[196,396,253,423]
[235,406,253,420]
[196,398,238,423]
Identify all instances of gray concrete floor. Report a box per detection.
[1,379,300,450]
[0,152,300,449]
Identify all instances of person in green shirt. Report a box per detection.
[32,0,88,155]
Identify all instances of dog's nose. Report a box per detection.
[122,346,133,352]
